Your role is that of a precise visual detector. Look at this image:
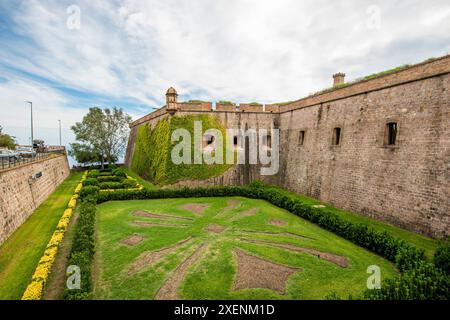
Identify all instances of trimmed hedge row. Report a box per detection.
[64,191,99,300]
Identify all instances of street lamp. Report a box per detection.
[26,101,33,147]
[58,120,62,146]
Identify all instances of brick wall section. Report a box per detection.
[240,104,263,112]
[178,102,212,111]
[216,103,236,112]
[0,155,70,245]
[279,74,449,238]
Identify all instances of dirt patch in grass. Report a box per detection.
[229,208,258,221]
[269,219,287,226]
[241,230,313,240]
[205,224,225,233]
[216,200,241,218]
[233,248,299,295]
[120,235,146,246]
[155,243,208,300]
[243,239,348,268]
[131,221,189,228]
[179,203,210,216]
[132,210,193,221]
[127,237,193,276]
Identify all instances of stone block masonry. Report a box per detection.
[0,155,70,245]
[125,55,450,238]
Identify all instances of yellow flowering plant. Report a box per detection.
[21,171,88,300]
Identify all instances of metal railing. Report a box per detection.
[0,150,65,170]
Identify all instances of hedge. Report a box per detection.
[97,175,122,183]
[434,240,450,275]
[82,178,99,187]
[98,179,137,190]
[64,196,97,300]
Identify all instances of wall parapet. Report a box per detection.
[0,155,70,245]
[279,54,450,112]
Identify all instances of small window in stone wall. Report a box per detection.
[299,131,305,145]
[385,122,397,145]
[332,127,341,145]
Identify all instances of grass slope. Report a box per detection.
[0,171,82,300]
[266,186,437,258]
[94,197,398,300]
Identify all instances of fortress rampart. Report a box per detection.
[125,55,450,238]
[0,155,70,245]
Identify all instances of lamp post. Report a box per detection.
[26,101,33,147]
[58,120,61,146]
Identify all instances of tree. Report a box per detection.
[71,107,131,167]
[68,143,101,166]
[0,125,16,150]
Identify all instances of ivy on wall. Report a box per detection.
[131,115,232,185]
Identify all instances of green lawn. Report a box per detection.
[122,167,156,189]
[265,186,438,258]
[0,171,82,300]
[94,197,398,300]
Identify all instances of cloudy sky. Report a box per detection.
[1,0,449,154]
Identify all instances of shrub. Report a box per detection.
[112,168,127,178]
[79,186,99,199]
[64,196,97,300]
[82,178,99,187]
[121,178,138,188]
[97,175,122,182]
[87,169,100,178]
[365,260,450,300]
[434,240,450,275]
[98,182,123,190]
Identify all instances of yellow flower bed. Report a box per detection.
[74,183,83,194]
[22,172,88,300]
[67,194,78,209]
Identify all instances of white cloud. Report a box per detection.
[1,0,448,165]
[1,0,449,117]
[0,78,84,144]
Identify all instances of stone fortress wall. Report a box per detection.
[0,155,70,245]
[125,55,450,238]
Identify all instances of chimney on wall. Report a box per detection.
[333,73,346,87]
[166,87,178,111]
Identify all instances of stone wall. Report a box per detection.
[0,155,70,245]
[125,55,450,238]
[279,73,450,238]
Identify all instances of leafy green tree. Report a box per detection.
[71,107,131,167]
[68,143,101,166]
[0,125,16,150]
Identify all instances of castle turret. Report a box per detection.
[333,73,346,87]
[166,87,178,111]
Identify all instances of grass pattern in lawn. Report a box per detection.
[94,197,398,300]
